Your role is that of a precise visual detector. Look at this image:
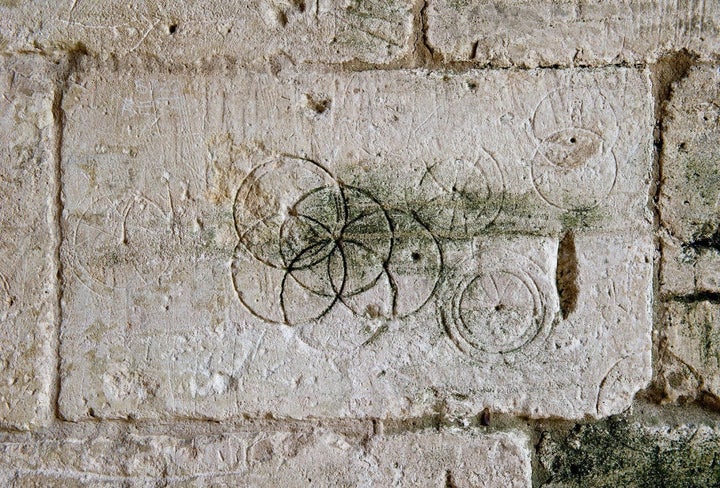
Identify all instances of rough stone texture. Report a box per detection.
[0,55,56,428]
[0,0,413,66]
[538,417,720,487]
[428,1,720,67]
[656,65,720,406]
[659,65,720,296]
[57,63,653,421]
[659,299,720,405]
[0,428,531,487]
[3,1,720,485]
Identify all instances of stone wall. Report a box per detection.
[0,1,719,486]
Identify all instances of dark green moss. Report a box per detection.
[538,417,720,487]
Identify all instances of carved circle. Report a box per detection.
[438,253,555,360]
[231,157,442,326]
[531,87,618,210]
[70,195,176,295]
[415,149,504,238]
[234,156,337,269]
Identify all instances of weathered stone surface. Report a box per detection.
[660,65,720,296]
[0,0,413,65]
[58,64,653,420]
[659,299,720,405]
[538,417,720,487]
[428,1,720,66]
[0,428,531,487]
[0,55,56,427]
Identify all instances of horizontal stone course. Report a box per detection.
[58,64,653,421]
[428,0,720,67]
[0,429,531,487]
[0,0,414,66]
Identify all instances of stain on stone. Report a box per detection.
[468,41,479,61]
[671,291,720,305]
[445,469,458,488]
[560,206,603,230]
[306,94,331,114]
[290,0,306,13]
[274,8,288,27]
[684,153,720,208]
[538,417,720,487]
[556,232,578,319]
[685,224,720,256]
[479,407,490,426]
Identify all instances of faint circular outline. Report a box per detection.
[69,194,175,296]
[414,147,505,238]
[530,87,619,210]
[530,148,618,211]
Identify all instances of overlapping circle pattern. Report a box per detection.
[531,87,619,210]
[231,89,615,357]
[231,156,442,326]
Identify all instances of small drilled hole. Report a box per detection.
[569,137,576,144]
[168,24,178,34]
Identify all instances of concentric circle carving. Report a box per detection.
[438,253,555,360]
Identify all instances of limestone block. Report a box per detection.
[0,0,413,66]
[660,65,720,296]
[59,64,653,420]
[0,429,531,487]
[0,55,56,427]
[539,419,720,487]
[427,1,720,66]
[660,299,720,404]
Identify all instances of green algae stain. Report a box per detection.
[539,417,720,487]
[559,206,604,231]
[448,0,472,10]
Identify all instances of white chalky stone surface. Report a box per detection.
[0,0,413,65]
[427,1,720,66]
[0,429,531,487]
[660,65,720,296]
[0,56,55,428]
[59,64,653,420]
